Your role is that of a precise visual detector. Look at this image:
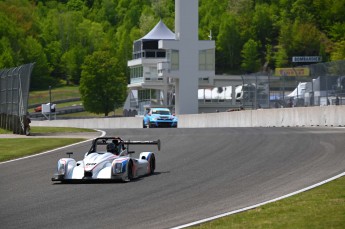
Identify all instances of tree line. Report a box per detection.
[0,0,344,113]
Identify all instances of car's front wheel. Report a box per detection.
[127,160,134,181]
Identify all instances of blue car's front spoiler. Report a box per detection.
[149,121,177,128]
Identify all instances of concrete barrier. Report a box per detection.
[179,106,345,128]
[32,106,344,129]
[32,117,142,129]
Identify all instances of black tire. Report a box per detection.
[143,121,147,128]
[127,160,133,181]
[149,154,155,175]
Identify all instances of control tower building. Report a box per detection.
[127,0,215,115]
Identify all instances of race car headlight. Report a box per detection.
[113,163,122,174]
[57,161,65,175]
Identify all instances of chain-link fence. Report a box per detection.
[0,63,34,134]
[241,60,345,109]
[235,73,270,109]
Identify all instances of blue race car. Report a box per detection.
[143,108,178,128]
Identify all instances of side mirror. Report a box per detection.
[66,152,73,158]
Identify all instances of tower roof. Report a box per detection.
[140,20,175,40]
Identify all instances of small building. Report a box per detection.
[127,20,176,115]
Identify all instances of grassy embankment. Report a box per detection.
[192,175,345,228]
[0,126,97,162]
[29,86,123,116]
[29,86,81,105]
[0,138,84,162]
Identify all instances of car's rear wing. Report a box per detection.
[88,137,161,154]
[124,140,161,151]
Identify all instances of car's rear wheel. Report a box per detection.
[149,154,155,175]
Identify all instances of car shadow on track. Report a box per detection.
[51,171,170,185]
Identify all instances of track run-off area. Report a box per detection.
[1,127,344,229]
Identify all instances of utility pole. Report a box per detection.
[49,86,51,121]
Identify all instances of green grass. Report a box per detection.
[29,126,97,133]
[28,85,124,117]
[0,128,12,134]
[58,108,124,118]
[58,111,107,117]
[0,126,94,162]
[192,176,345,229]
[28,101,83,113]
[0,138,85,162]
[29,85,80,105]
[0,127,96,135]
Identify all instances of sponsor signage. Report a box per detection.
[292,56,322,62]
[275,68,310,77]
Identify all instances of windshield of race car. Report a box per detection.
[89,138,123,153]
[152,109,170,115]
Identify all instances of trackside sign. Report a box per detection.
[292,56,322,62]
[275,68,310,77]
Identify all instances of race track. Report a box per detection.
[1,127,345,229]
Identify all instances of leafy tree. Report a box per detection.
[21,36,55,89]
[44,40,63,79]
[291,21,325,56]
[241,39,261,73]
[139,8,156,36]
[151,0,174,19]
[1,0,345,88]
[0,37,15,69]
[199,0,228,40]
[80,51,127,116]
[61,48,78,85]
[217,13,242,72]
[329,23,345,41]
[275,45,289,67]
[291,0,316,23]
[331,40,345,61]
[67,0,85,11]
[251,3,277,54]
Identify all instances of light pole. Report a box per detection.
[240,75,245,109]
[49,86,51,120]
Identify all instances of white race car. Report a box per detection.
[51,137,160,182]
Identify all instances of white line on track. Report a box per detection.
[0,130,106,165]
[172,171,345,229]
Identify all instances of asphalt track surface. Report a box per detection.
[1,127,345,229]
